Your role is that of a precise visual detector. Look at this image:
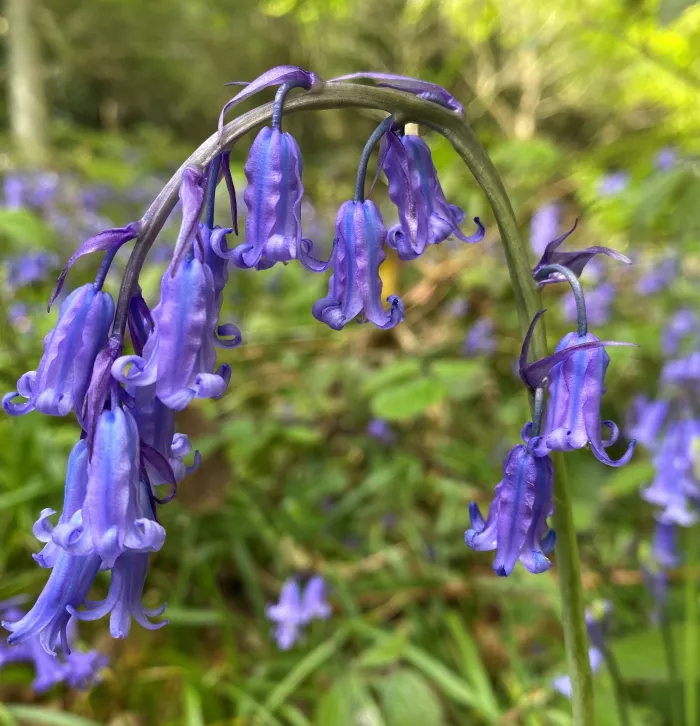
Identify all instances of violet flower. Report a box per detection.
[598,172,629,196]
[652,519,680,569]
[627,396,669,450]
[662,352,700,388]
[656,148,677,171]
[642,419,700,526]
[3,283,114,418]
[636,256,676,296]
[382,131,483,260]
[222,127,305,269]
[367,418,397,445]
[464,438,556,577]
[301,576,332,622]
[662,309,696,357]
[529,203,560,258]
[51,406,166,568]
[526,329,636,467]
[305,200,404,330]
[553,648,605,699]
[562,283,616,327]
[5,252,59,288]
[463,318,496,357]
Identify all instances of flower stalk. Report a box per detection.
[109,82,593,724]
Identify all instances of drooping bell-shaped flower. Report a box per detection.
[301,576,332,622]
[627,396,669,450]
[32,439,89,569]
[527,330,636,467]
[112,251,233,411]
[224,127,305,270]
[266,578,306,651]
[464,440,556,577]
[51,406,166,568]
[662,309,696,357]
[68,551,166,639]
[3,284,114,418]
[652,519,680,568]
[463,318,496,357]
[305,200,404,330]
[2,551,101,654]
[642,419,700,526]
[382,131,483,260]
[662,352,700,389]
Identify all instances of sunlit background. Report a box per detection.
[1,0,700,724]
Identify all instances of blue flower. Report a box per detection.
[636,256,676,296]
[465,439,556,577]
[367,418,396,445]
[662,309,696,357]
[3,284,114,419]
[561,283,616,327]
[652,519,680,569]
[627,396,669,450]
[598,172,629,196]
[529,203,560,257]
[463,318,496,357]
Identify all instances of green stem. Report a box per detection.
[602,645,630,726]
[661,616,683,726]
[686,526,698,726]
[110,88,595,726]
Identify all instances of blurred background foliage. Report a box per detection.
[1,0,700,724]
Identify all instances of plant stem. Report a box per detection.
[686,526,698,726]
[109,89,595,726]
[661,616,683,726]
[602,645,630,726]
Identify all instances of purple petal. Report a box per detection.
[170,167,207,274]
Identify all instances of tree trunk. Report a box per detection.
[7,0,49,165]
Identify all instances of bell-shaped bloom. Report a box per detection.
[529,203,560,257]
[662,309,696,357]
[527,331,636,467]
[3,551,101,654]
[598,172,629,197]
[52,407,166,568]
[32,439,89,569]
[533,222,630,285]
[367,418,396,445]
[653,519,680,568]
[627,396,669,450]
[383,132,483,260]
[662,352,700,389]
[642,419,700,526]
[301,576,331,622]
[170,167,207,273]
[464,442,556,577]
[305,200,404,330]
[636,256,676,296]
[222,128,304,270]
[0,605,107,692]
[112,253,232,411]
[68,551,166,639]
[3,284,114,418]
[463,318,496,357]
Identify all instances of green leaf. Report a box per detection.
[4,706,103,726]
[0,210,55,248]
[361,359,423,397]
[371,377,448,421]
[183,684,205,726]
[357,630,409,669]
[315,673,385,726]
[429,360,486,402]
[377,669,444,726]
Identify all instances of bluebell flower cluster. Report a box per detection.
[265,576,331,650]
[465,231,636,575]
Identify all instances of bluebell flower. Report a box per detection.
[0,604,108,692]
[447,298,469,318]
[553,648,605,699]
[465,438,556,577]
[526,329,636,467]
[627,396,669,450]
[8,303,32,333]
[662,352,700,389]
[3,283,114,418]
[463,318,496,357]
[662,309,696,357]
[656,148,677,171]
[304,200,404,330]
[598,172,629,196]
[642,566,670,626]
[5,252,59,288]
[642,419,700,526]
[3,174,24,208]
[265,575,332,650]
[529,203,560,257]
[367,418,397,445]
[636,256,676,296]
[562,283,616,327]
[51,406,166,568]
[652,519,680,568]
[381,131,483,260]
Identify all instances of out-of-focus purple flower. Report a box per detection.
[529,203,560,257]
[533,223,630,285]
[662,352,700,388]
[8,303,33,333]
[526,329,636,467]
[562,283,616,327]
[28,172,59,208]
[304,200,404,330]
[642,419,700,526]
[598,172,629,197]
[627,396,669,450]
[642,566,670,626]
[112,252,235,411]
[447,298,469,318]
[3,283,114,418]
[52,407,166,568]
[68,551,167,639]
[463,318,496,357]
[662,309,696,357]
[652,519,680,568]
[636,257,676,296]
[552,601,611,699]
[265,575,332,650]
[656,148,677,171]
[3,174,24,209]
[5,252,59,288]
[381,131,483,260]
[367,418,397,445]
[465,440,556,577]
[221,127,304,269]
